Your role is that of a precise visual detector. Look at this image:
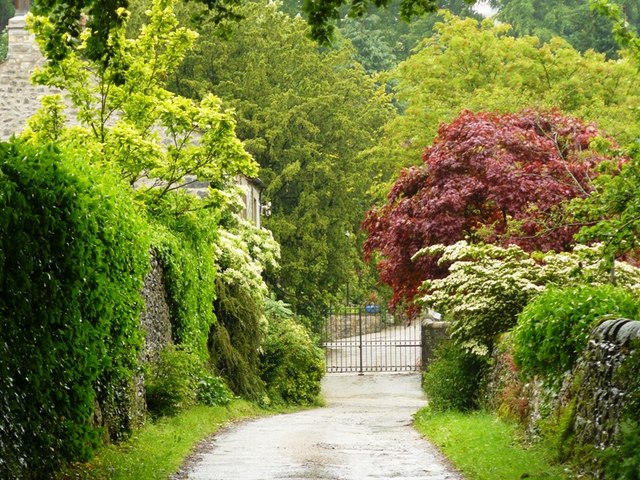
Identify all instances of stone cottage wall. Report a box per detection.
[0,15,59,140]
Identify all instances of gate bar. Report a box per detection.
[358,307,364,376]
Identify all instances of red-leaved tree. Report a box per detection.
[363,109,612,312]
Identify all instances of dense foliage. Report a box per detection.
[260,298,325,405]
[0,25,7,61]
[368,13,640,176]
[331,0,481,73]
[603,340,640,480]
[489,0,640,58]
[208,212,280,399]
[570,3,640,265]
[170,1,394,316]
[27,0,256,206]
[150,211,219,359]
[29,0,483,63]
[26,0,268,361]
[0,141,150,478]
[417,242,640,355]
[1,4,314,477]
[364,109,609,311]
[513,285,640,381]
[145,346,232,417]
[422,342,486,411]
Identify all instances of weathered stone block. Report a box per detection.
[421,320,449,367]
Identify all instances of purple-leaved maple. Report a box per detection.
[363,109,613,312]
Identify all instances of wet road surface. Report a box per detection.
[179,373,462,480]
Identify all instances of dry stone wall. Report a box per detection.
[139,253,173,363]
[573,318,640,450]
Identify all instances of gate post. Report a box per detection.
[358,307,364,375]
[421,320,449,368]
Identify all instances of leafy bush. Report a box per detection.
[146,347,201,417]
[422,342,487,412]
[261,314,325,406]
[197,374,233,407]
[208,281,266,399]
[145,346,231,417]
[150,206,219,360]
[0,141,149,478]
[513,285,640,380]
[603,419,640,480]
[418,242,640,356]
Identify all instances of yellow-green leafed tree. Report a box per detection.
[25,0,257,212]
[367,12,640,197]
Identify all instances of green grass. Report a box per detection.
[414,408,571,480]
[57,400,264,480]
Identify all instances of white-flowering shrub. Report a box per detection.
[214,216,280,298]
[415,242,640,356]
[209,212,281,398]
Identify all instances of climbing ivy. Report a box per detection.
[149,196,220,359]
[0,140,149,478]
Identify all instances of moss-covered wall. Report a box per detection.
[572,318,640,450]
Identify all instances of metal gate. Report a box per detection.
[321,305,422,373]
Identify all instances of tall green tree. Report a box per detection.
[573,1,640,262]
[27,0,256,210]
[365,13,640,197]
[170,2,394,316]
[336,0,481,73]
[489,0,640,58]
[30,0,480,62]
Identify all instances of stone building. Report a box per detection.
[0,12,56,140]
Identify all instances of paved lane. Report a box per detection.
[179,373,461,480]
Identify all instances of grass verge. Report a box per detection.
[57,400,265,480]
[414,408,570,480]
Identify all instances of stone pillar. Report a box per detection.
[421,320,449,368]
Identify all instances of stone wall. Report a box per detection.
[481,317,640,478]
[94,253,174,438]
[572,318,640,450]
[0,15,59,140]
[139,252,173,363]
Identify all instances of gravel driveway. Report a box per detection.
[178,373,462,480]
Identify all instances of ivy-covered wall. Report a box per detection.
[139,253,173,363]
[0,140,150,478]
[481,318,640,477]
